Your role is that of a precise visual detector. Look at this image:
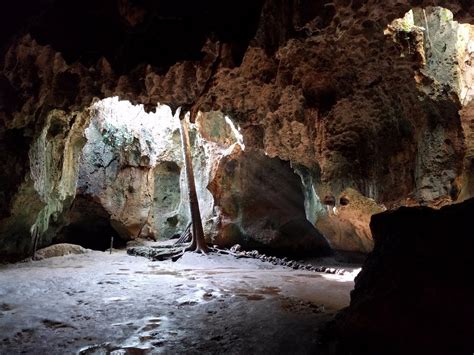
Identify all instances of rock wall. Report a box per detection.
[75,101,179,241]
[63,101,327,255]
[208,146,331,256]
[1,0,474,257]
[70,100,234,244]
[316,188,385,253]
[0,108,89,260]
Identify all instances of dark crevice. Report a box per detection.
[55,196,125,251]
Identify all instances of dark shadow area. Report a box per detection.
[2,0,264,73]
[327,197,474,355]
[0,127,31,220]
[209,149,332,257]
[55,196,125,251]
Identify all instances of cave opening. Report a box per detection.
[63,97,187,250]
[385,6,474,204]
[386,6,474,104]
[51,96,332,258]
[56,97,250,251]
[54,196,125,251]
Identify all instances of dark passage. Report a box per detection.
[55,196,124,251]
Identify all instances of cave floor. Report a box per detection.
[0,251,357,354]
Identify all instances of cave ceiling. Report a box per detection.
[0,0,265,73]
[1,0,474,259]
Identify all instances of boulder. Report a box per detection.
[34,243,90,260]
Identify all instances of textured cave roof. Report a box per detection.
[3,0,474,75]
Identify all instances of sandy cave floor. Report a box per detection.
[0,250,358,354]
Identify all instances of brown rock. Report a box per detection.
[316,188,385,253]
[208,146,330,256]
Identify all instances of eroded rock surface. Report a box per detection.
[316,188,385,253]
[69,101,235,244]
[209,146,330,256]
[0,108,89,259]
[1,1,474,258]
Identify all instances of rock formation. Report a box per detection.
[42,97,328,255]
[316,188,385,253]
[61,100,238,247]
[208,146,331,255]
[0,1,474,258]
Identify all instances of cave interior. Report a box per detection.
[0,0,474,354]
